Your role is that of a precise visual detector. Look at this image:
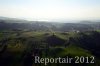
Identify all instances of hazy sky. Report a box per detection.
[0,0,100,21]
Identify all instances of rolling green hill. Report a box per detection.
[0,31,100,66]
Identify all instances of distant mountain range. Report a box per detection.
[0,16,100,31]
[0,16,100,23]
[0,16,30,23]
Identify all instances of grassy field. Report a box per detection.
[0,31,100,66]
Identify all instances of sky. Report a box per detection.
[0,0,100,21]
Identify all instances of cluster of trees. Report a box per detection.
[72,31,100,57]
